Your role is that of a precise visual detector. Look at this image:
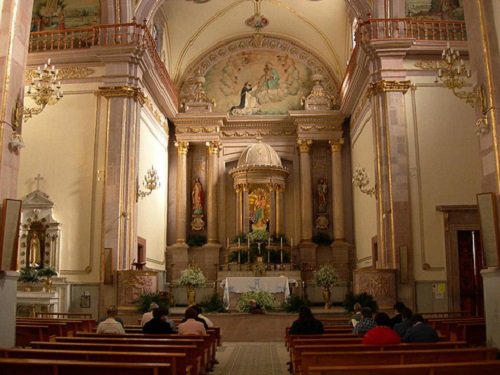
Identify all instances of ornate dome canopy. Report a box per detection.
[236,141,283,168]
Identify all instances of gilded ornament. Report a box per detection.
[175,141,189,154]
[329,138,344,152]
[367,80,412,97]
[96,86,146,104]
[297,139,312,153]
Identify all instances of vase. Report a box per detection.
[322,287,331,309]
[187,286,196,305]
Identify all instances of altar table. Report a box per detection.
[221,276,290,310]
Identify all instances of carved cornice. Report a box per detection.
[144,96,168,131]
[207,141,222,155]
[175,141,189,154]
[221,128,296,137]
[297,139,313,153]
[329,138,344,152]
[176,126,220,135]
[96,86,146,104]
[367,80,412,98]
[25,66,95,82]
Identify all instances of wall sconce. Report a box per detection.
[474,85,495,136]
[24,58,63,121]
[352,167,376,197]
[1,97,25,153]
[137,166,160,200]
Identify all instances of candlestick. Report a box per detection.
[248,248,250,263]
[280,237,283,250]
[238,238,241,248]
[248,237,250,248]
[238,250,241,264]
[291,237,293,249]
[267,249,270,264]
[280,249,283,263]
[268,236,271,247]
[227,237,229,248]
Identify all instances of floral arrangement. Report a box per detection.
[314,264,338,289]
[237,290,275,312]
[176,266,206,288]
[18,267,41,283]
[37,266,58,279]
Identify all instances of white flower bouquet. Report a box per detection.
[176,266,206,288]
[314,264,338,288]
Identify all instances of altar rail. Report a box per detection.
[28,21,177,106]
[356,18,467,43]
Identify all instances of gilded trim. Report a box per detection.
[367,80,412,98]
[96,86,146,105]
[207,141,222,155]
[329,138,344,152]
[175,141,189,154]
[297,138,312,153]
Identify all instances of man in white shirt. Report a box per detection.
[96,305,125,335]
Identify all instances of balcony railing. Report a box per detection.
[356,18,467,43]
[29,22,177,103]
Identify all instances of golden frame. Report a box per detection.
[476,192,500,267]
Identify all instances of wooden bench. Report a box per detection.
[16,319,71,336]
[456,321,486,346]
[0,348,191,375]
[286,333,362,349]
[36,312,93,320]
[300,348,498,375]
[30,341,203,375]
[0,357,172,375]
[17,317,94,334]
[306,361,500,375]
[15,324,51,346]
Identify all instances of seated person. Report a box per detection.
[353,307,376,334]
[191,304,214,327]
[180,304,209,329]
[140,302,159,326]
[393,307,413,337]
[289,306,324,335]
[248,299,264,314]
[362,312,401,345]
[390,302,406,328]
[402,314,439,343]
[96,305,125,335]
[178,307,207,336]
[143,307,174,334]
[96,305,124,327]
[350,302,362,327]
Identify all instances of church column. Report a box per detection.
[206,141,221,244]
[235,185,243,234]
[330,139,345,241]
[174,141,189,244]
[297,139,314,242]
[242,184,250,234]
[275,185,284,235]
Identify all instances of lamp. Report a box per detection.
[352,167,376,197]
[24,58,63,121]
[137,166,160,200]
[435,43,476,105]
[0,98,25,153]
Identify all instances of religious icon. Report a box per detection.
[28,232,41,267]
[191,178,204,215]
[317,178,328,213]
[249,188,270,232]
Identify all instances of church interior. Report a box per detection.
[1,0,500,362]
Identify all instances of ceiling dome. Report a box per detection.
[237,141,283,168]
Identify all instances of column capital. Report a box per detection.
[96,86,146,105]
[175,141,189,154]
[329,138,344,152]
[206,140,222,155]
[297,138,313,153]
[367,80,412,98]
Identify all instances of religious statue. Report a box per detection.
[250,189,269,232]
[317,178,328,213]
[29,232,41,267]
[191,178,204,215]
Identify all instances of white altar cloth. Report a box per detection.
[221,276,290,309]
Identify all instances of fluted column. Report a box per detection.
[242,184,250,234]
[235,185,243,234]
[175,141,189,244]
[330,139,345,241]
[275,185,284,235]
[206,141,221,244]
[298,139,313,242]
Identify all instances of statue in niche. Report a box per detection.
[191,178,204,215]
[28,232,41,267]
[317,178,328,213]
[249,188,270,232]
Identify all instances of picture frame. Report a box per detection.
[0,199,22,271]
[476,192,500,267]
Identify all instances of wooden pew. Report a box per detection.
[456,321,486,346]
[37,312,93,320]
[420,311,471,319]
[16,319,70,336]
[15,324,51,346]
[300,348,498,375]
[286,333,362,350]
[17,317,94,334]
[0,348,191,375]
[0,357,172,375]
[30,341,203,375]
[306,361,500,375]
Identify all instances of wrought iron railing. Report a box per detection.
[29,21,177,101]
[355,18,467,43]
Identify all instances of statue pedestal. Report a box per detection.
[353,268,396,310]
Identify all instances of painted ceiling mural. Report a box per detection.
[406,0,464,20]
[32,0,101,32]
[181,35,338,115]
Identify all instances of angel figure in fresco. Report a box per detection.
[191,178,204,215]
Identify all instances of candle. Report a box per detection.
[238,238,241,248]
[238,250,241,264]
[280,237,283,250]
[227,237,229,248]
[280,248,283,263]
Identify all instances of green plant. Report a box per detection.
[237,290,275,312]
[37,266,58,279]
[18,267,40,283]
[283,294,308,313]
[134,291,169,314]
[314,265,338,288]
[176,266,206,288]
[187,234,207,247]
[342,291,379,313]
[312,232,333,246]
[199,293,226,313]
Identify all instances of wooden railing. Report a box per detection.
[29,22,177,103]
[356,18,467,43]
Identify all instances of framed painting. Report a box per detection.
[0,199,22,271]
[476,193,500,267]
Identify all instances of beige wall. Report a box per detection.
[137,110,168,271]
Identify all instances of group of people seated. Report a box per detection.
[288,301,439,345]
[351,301,439,344]
[95,303,214,335]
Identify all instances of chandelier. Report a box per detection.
[137,166,161,200]
[24,58,63,121]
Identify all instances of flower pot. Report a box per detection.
[322,287,331,309]
[187,286,196,305]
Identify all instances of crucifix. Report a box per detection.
[34,173,44,191]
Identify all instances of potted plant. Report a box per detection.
[37,266,58,291]
[176,266,206,305]
[237,290,275,313]
[18,267,40,291]
[314,264,338,309]
[134,291,169,314]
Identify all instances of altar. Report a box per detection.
[221,276,291,310]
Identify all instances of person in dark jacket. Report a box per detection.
[402,314,439,343]
[393,307,413,337]
[143,307,174,334]
[289,306,324,335]
[389,302,406,328]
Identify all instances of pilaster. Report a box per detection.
[330,138,345,242]
[174,141,189,244]
[297,139,314,243]
[206,141,221,244]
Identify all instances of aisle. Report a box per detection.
[211,342,289,375]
